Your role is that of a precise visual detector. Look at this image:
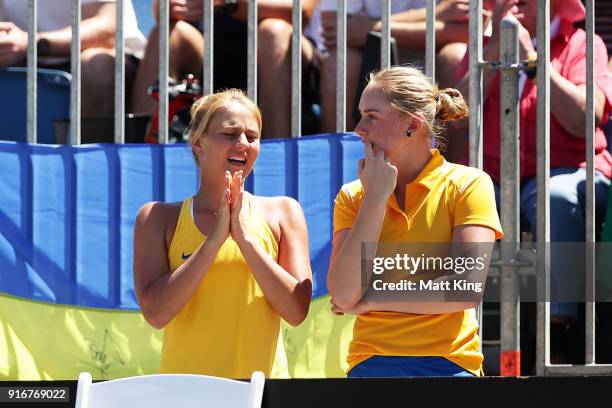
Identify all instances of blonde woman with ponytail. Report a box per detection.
[133,89,312,378]
[327,66,503,377]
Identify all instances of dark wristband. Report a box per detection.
[37,36,51,57]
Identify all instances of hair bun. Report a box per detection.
[436,88,468,122]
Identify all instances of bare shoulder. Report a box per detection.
[135,201,183,247]
[252,196,306,239]
[254,195,304,219]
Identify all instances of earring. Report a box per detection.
[406,129,412,137]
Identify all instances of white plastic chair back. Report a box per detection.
[74,371,265,408]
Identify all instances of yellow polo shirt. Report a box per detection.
[333,149,503,375]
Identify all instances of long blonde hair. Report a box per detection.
[188,89,262,164]
[368,66,468,140]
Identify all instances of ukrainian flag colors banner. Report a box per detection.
[0,294,161,380]
[0,294,355,380]
[0,135,362,380]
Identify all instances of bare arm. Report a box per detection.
[376,20,468,50]
[327,144,397,310]
[333,225,496,315]
[326,199,387,309]
[340,1,470,50]
[454,38,499,131]
[550,71,606,138]
[37,2,116,56]
[390,0,471,24]
[0,2,116,66]
[133,201,228,329]
[160,0,317,25]
[234,197,312,326]
[232,0,318,24]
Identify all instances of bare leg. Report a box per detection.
[131,20,204,115]
[81,47,115,118]
[258,18,293,138]
[436,42,467,89]
[320,47,363,133]
[257,19,315,138]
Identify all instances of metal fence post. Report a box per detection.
[158,0,169,144]
[70,0,81,145]
[585,0,596,366]
[535,0,551,377]
[425,0,435,81]
[27,0,37,144]
[247,0,257,103]
[335,0,346,133]
[380,0,390,70]
[203,0,213,96]
[114,0,125,144]
[292,0,302,137]
[499,15,521,377]
[468,0,483,169]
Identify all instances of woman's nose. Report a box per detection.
[354,120,367,140]
[236,133,249,148]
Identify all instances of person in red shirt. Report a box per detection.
[454,0,612,363]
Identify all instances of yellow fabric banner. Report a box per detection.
[0,294,354,380]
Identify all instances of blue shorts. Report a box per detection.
[347,356,475,378]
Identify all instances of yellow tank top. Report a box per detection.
[160,195,288,378]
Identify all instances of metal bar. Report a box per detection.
[335,0,346,133]
[70,0,81,145]
[535,0,551,376]
[499,15,520,377]
[158,0,169,144]
[247,0,257,102]
[291,0,302,137]
[544,364,612,375]
[466,0,484,348]
[114,0,125,144]
[468,0,483,168]
[27,0,37,144]
[585,0,596,365]
[425,0,435,80]
[380,0,390,69]
[203,0,214,95]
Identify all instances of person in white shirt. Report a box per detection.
[0,0,146,120]
[310,0,471,133]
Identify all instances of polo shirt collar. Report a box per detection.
[410,149,445,191]
[386,149,445,212]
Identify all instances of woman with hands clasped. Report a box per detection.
[133,89,312,378]
[327,66,503,377]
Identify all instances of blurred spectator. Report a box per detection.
[455,0,612,363]
[310,0,472,133]
[0,0,146,119]
[131,0,318,139]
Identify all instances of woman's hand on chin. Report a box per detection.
[359,142,398,202]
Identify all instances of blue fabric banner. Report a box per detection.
[0,134,363,309]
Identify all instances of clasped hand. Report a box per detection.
[213,170,250,243]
